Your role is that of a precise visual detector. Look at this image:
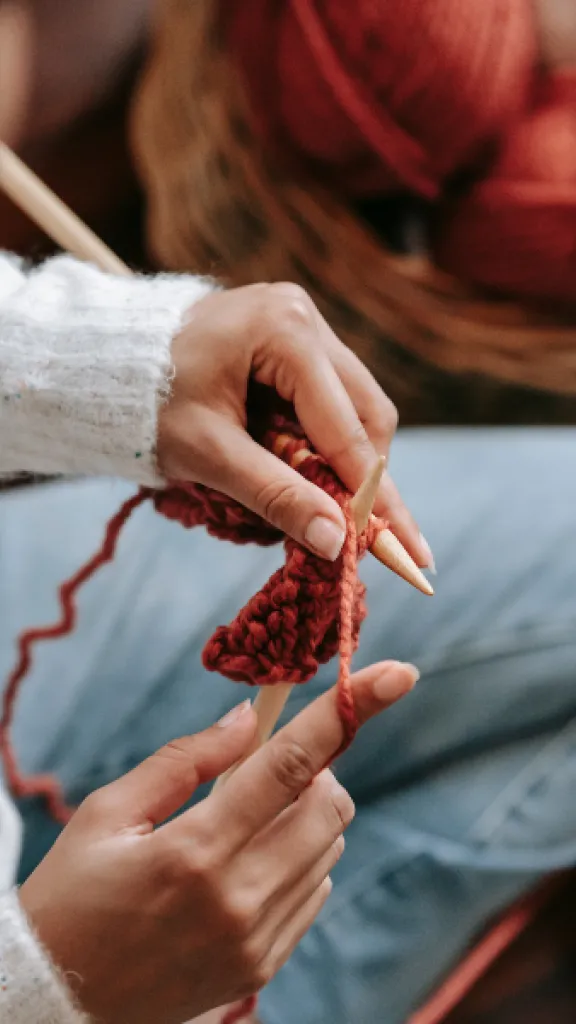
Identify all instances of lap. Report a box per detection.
[1,428,576,869]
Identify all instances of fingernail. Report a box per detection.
[404,663,421,688]
[419,532,437,575]
[320,770,355,824]
[217,699,252,728]
[374,661,420,699]
[305,517,346,561]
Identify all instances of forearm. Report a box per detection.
[0,252,212,483]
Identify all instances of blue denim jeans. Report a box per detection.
[2,429,576,1024]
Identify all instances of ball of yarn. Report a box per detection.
[434,70,576,303]
[223,0,536,198]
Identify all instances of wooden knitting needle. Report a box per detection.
[0,141,433,598]
[214,457,387,789]
[0,141,129,275]
[273,435,434,598]
[250,457,386,743]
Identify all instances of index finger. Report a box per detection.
[286,308,431,569]
[203,660,418,855]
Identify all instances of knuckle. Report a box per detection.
[235,937,274,992]
[181,843,214,882]
[326,422,372,465]
[315,774,355,832]
[249,957,274,992]
[346,421,372,456]
[270,282,314,329]
[158,736,197,765]
[160,835,214,889]
[381,398,399,435]
[270,737,317,793]
[78,787,117,825]
[223,892,259,941]
[270,281,310,305]
[254,479,303,531]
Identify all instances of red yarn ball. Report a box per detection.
[435,70,576,303]
[224,0,536,198]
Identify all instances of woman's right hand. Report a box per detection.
[19,660,417,1024]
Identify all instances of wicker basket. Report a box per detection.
[132,0,576,425]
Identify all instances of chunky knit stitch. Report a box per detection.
[1,416,385,825]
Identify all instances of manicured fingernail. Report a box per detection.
[419,532,437,575]
[374,661,420,699]
[404,663,421,688]
[217,699,252,727]
[305,516,346,561]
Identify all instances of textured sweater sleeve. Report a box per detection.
[0,252,214,485]
[0,891,88,1023]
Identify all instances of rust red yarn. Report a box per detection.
[0,416,383,825]
[224,0,535,199]
[436,69,576,303]
[0,491,145,824]
[224,0,576,303]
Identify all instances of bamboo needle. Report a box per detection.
[253,457,387,742]
[0,142,129,276]
[350,455,387,533]
[214,456,386,789]
[273,435,434,598]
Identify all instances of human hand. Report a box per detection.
[158,283,433,568]
[19,659,418,1024]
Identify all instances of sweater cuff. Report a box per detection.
[0,254,214,485]
[0,890,88,1023]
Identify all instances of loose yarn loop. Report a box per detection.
[0,492,145,824]
[0,416,382,824]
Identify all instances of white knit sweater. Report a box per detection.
[0,250,213,1021]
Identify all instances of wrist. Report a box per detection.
[0,890,88,1023]
[0,255,215,484]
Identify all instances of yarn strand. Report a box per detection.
[333,505,359,754]
[0,419,379,824]
[0,489,149,823]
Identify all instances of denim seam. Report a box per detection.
[466,713,576,848]
[414,620,576,677]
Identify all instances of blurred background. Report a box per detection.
[2,1,576,1022]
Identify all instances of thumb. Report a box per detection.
[92,700,257,830]
[212,420,347,561]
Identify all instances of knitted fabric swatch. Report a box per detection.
[0,414,383,825]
